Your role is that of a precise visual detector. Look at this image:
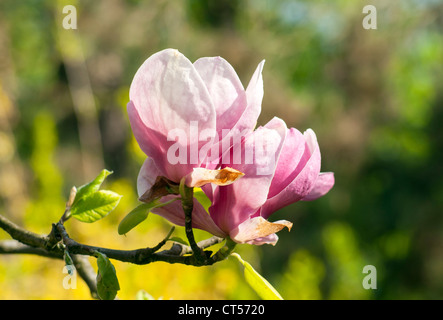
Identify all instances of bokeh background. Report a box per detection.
[1,0,442,299]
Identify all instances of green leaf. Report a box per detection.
[118,203,152,235]
[117,198,179,235]
[194,188,211,213]
[96,252,120,300]
[73,169,113,205]
[231,253,283,300]
[71,190,122,223]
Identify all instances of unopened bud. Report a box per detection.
[66,186,77,209]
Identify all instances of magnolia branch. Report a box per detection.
[0,175,236,300]
[0,213,232,265]
[0,211,235,294]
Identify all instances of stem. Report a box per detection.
[179,177,207,264]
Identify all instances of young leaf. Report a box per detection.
[231,253,283,300]
[193,188,211,213]
[71,190,122,223]
[96,252,120,300]
[117,198,179,235]
[117,203,152,235]
[63,249,74,267]
[73,169,113,205]
[167,237,189,246]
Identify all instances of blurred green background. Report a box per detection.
[0,0,442,299]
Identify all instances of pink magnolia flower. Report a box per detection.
[128,48,264,189]
[130,49,334,246]
[149,117,334,245]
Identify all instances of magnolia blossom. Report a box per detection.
[128,48,264,189]
[151,117,334,245]
[129,48,334,246]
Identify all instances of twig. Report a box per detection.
[178,236,225,255]
[0,239,62,259]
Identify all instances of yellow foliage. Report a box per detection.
[279,249,325,300]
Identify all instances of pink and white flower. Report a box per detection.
[128,49,334,246]
[151,117,334,245]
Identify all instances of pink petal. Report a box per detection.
[128,101,170,178]
[197,60,265,170]
[260,129,322,219]
[136,157,162,198]
[241,60,265,133]
[193,57,247,136]
[268,128,310,198]
[229,216,292,245]
[128,49,217,182]
[243,234,280,246]
[200,183,216,203]
[302,172,335,201]
[209,117,287,234]
[151,195,227,238]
